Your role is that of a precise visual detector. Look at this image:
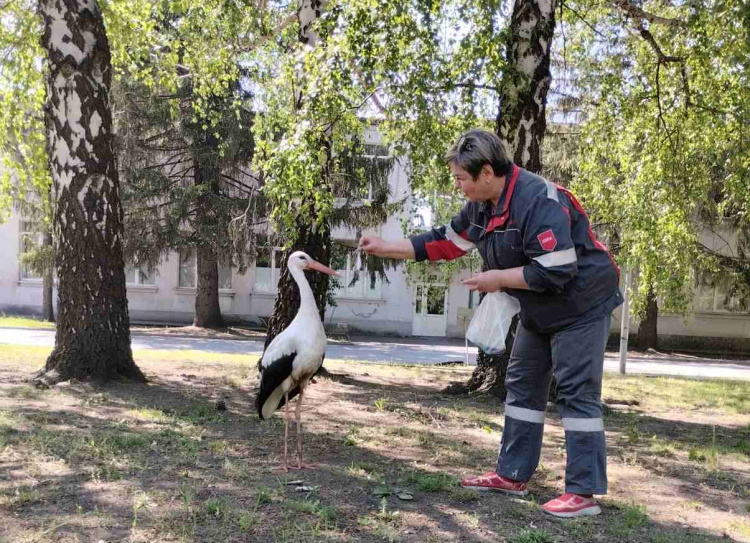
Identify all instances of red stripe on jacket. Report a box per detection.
[557,187,620,278]
[425,240,466,261]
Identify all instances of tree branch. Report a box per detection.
[610,0,686,28]
[453,83,501,92]
[220,173,259,195]
[561,0,606,38]
[639,25,691,107]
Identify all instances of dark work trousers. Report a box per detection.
[496,310,610,495]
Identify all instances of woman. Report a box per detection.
[359,129,622,518]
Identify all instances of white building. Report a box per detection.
[1,138,749,353]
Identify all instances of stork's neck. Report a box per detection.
[289,265,320,320]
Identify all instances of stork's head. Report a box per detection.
[288,251,340,276]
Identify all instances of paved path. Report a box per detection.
[1,327,749,380]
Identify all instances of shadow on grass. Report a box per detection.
[0,367,745,542]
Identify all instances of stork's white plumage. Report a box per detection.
[255,251,339,471]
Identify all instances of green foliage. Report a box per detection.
[564,0,750,315]
[101,0,267,118]
[0,3,51,222]
[115,75,261,273]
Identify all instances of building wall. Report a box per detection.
[1,151,749,350]
[0,215,56,315]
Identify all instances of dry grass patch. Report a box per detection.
[0,345,747,542]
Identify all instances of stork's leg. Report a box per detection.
[293,386,316,470]
[276,391,291,473]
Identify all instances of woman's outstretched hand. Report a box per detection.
[358,236,386,256]
[357,236,416,260]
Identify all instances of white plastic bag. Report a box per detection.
[466,292,520,355]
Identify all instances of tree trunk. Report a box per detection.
[496,0,558,172]
[264,0,332,348]
[637,287,658,350]
[454,0,558,398]
[35,0,144,386]
[192,158,225,328]
[42,229,54,323]
[264,226,331,349]
[194,245,225,328]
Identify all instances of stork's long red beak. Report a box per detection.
[307,259,340,277]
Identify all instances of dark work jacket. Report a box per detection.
[410,165,623,333]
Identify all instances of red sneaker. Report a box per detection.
[541,493,601,518]
[460,472,528,496]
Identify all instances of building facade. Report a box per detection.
[1,144,749,353]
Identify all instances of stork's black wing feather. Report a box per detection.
[256,352,296,420]
[275,354,326,411]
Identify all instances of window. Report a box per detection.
[218,263,232,290]
[18,220,43,280]
[179,249,197,288]
[364,144,389,158]
[694,275,748,313]
[178,248,233,290]
[332,250,382,299]
[125,265,155,286]
[426,286,446,315]
[357,144,391,201]
[333,143,392,202]
[254,246,281,293]
[414,284,446,315]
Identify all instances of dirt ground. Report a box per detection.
[0,347,749,542]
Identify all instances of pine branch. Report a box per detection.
[164,165,195,180]
[134,156,191,172]
[139,129,181,145]
[220,173,259,195]
[123,199,180,216]
[237,167,262,184]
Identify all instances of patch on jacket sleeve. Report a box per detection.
[537,229,557,251]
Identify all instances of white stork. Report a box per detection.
[256,250,339,471]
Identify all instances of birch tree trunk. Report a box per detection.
[454,0,558,398]
[497,0,558,173]
[264,0,332,348]
[35,0,144,386]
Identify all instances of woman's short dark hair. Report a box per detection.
[444,129,512,179]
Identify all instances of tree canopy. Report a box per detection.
[560,0,750,315]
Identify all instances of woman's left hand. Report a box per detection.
[461,270,504,293]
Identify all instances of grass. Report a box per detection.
[0,345,748,542]
[404,471,459,492]
[604,374,750,414]
[509,531,554,543]
[0,314,55,329]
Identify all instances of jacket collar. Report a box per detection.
[480,164,520,217]
[483,164,520,232]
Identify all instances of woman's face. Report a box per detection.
[450,162,492,202]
